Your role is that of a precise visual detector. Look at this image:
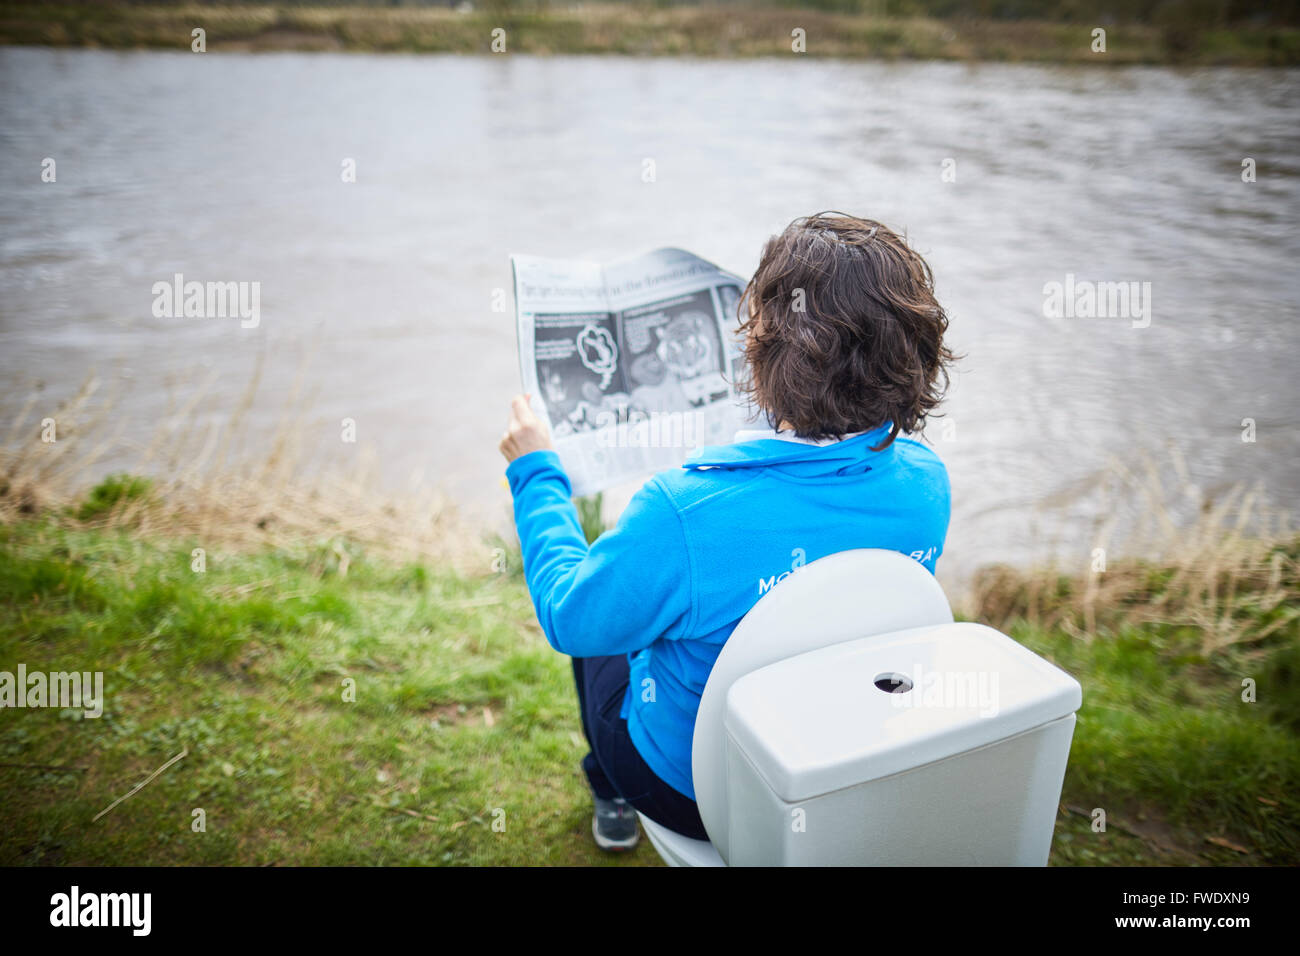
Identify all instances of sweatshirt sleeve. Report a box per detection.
[505,449,694,657]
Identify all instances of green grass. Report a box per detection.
[1,504,1296,865]
[1015,624,1299,864]
[0,516,649,865]
[73,473,153,522]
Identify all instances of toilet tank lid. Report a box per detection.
[723,622,1083,803]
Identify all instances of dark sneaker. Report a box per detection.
[592,796,640,851]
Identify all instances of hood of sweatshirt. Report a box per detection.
[682,422,897,478]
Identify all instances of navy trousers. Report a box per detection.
[571,653,709,840]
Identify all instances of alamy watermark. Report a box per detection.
[151,273,260,328]
[883,663,1000,718]
[0,664,103,718]
[1042,274,1152,329]
[50,886,150,936]
[594,408,709,449]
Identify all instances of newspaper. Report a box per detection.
[511,247,752,496]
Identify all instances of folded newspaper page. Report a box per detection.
[511,247,752,496]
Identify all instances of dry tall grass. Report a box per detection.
[971,448,1297,656]
[4,371,1294,643]
[0,368,488,573]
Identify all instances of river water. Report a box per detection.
[1,48,1297,587]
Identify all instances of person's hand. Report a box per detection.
[499,394,555,463]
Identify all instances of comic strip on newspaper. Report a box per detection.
[511,247,752,495]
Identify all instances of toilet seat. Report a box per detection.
[638,815,723,867]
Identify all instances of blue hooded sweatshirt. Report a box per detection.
[505,421,950,800]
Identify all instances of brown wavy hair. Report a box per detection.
[736,212,955,450]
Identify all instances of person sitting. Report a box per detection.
[498,212,956,850]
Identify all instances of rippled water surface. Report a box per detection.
[2,48,1297,584]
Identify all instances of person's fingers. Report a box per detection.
[511,393,536,425]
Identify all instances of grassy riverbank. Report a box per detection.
[1,3,1298,65]
[0,472,1296,866]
